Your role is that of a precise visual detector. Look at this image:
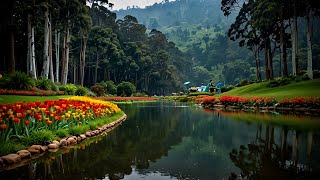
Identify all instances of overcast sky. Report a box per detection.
[108,0,175,10]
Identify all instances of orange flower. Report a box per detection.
[0,124,7,131]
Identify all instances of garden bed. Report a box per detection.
[0,114,126,169]
[0,96,126,168]
[196,95,320,115]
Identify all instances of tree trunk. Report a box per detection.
[55,30,60,82]
[80,34,87,86]
[264,38,270,80]
[61,21,70,85]
[267,38,273,79]
[8,24,15,74]
[306,4,313,79]
[41,8,50,78]
[49,19,54,82]
[290,18,297,76]
[280,5,288,77]
[94,53,99,85]
[27,14,37,79]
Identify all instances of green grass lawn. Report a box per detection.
[0,95,71,104]
[220,79,320,100]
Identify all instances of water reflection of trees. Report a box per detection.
[228,123,320,179]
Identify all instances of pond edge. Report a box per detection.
[0,114,127,170]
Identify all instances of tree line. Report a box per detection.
[222,0,320,80]
[0,0,197,95]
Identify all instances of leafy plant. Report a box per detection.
[0,71,34,90]
[23,130,56,146]
[69,125,89,136]
[64,83,77,95]
[54,129,70,138]
[75,85,89,96]
[0,141,26,156]
[35,77,52,90]
[117,81,136,96]
[102,80,117,95]
[90,84,105,96]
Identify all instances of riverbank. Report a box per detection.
[0,113,127,169]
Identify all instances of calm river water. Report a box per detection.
[1,101,320,180]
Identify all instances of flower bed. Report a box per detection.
[0,89,64,96]
[95,96,158,102]
[195,95,320,114]
[0,96,121,143]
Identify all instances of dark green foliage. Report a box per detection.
[221,85,236,93]
[35,77,52,90]
[117,81,136,96]
[64,84,77,95]
[102,80,117,95]
[132,92,148,97]
[0,141,26,156]
[90,84,106,96]
[51,82,59,92]
[69,125,90,136]
[75,85,89,96]
[54,129,70,138]
[267,78,291,88]
[0,72,34,90]
[240,79,250,87]
[187,92,211,96]
[86,91,97,97]
[314,70,320,79]
[23,130,56,146]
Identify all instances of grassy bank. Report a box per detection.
[0,111,125,156]
[220,79,320,100]
[0,95,71,104]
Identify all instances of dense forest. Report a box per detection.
[0,0,320,95]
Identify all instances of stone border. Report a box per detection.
[0,114,127,169]
[202,103,320,115]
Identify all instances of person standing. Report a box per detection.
[209,80,214,93]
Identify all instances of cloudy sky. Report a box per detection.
[108,0,175,10]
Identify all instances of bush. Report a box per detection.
[35,77,52,90]
[64,83,77,95]
[314,70,320,79]
[132,92,148,97]
[267,77,291,87]
[75,85,89,96]
[69,125,89,136]
[86,91,97,97]
[103,80,117,95]
[0,71,34,90]
[239,79,250,87]
[187,92,211,96]
[0,141,26,156]
[51,83,59,91]
[54,129,70,138]
[23,130,56,146]
[90,84,105,96]
[227,85,236,91]
[117,81,136,96]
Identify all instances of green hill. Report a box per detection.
[221,79,320,100]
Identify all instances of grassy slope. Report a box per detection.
[0,95,71,104]
[220,79,320,100]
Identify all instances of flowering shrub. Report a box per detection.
[278,97,320,108]
[200,95,320,110]
[0,96,121,142]
[194,96,216,105]
[0,89,64,96]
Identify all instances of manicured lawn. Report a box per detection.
[220,79,320,100]
[0,95,71,104]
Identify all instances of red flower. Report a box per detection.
[25,120,30,125]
